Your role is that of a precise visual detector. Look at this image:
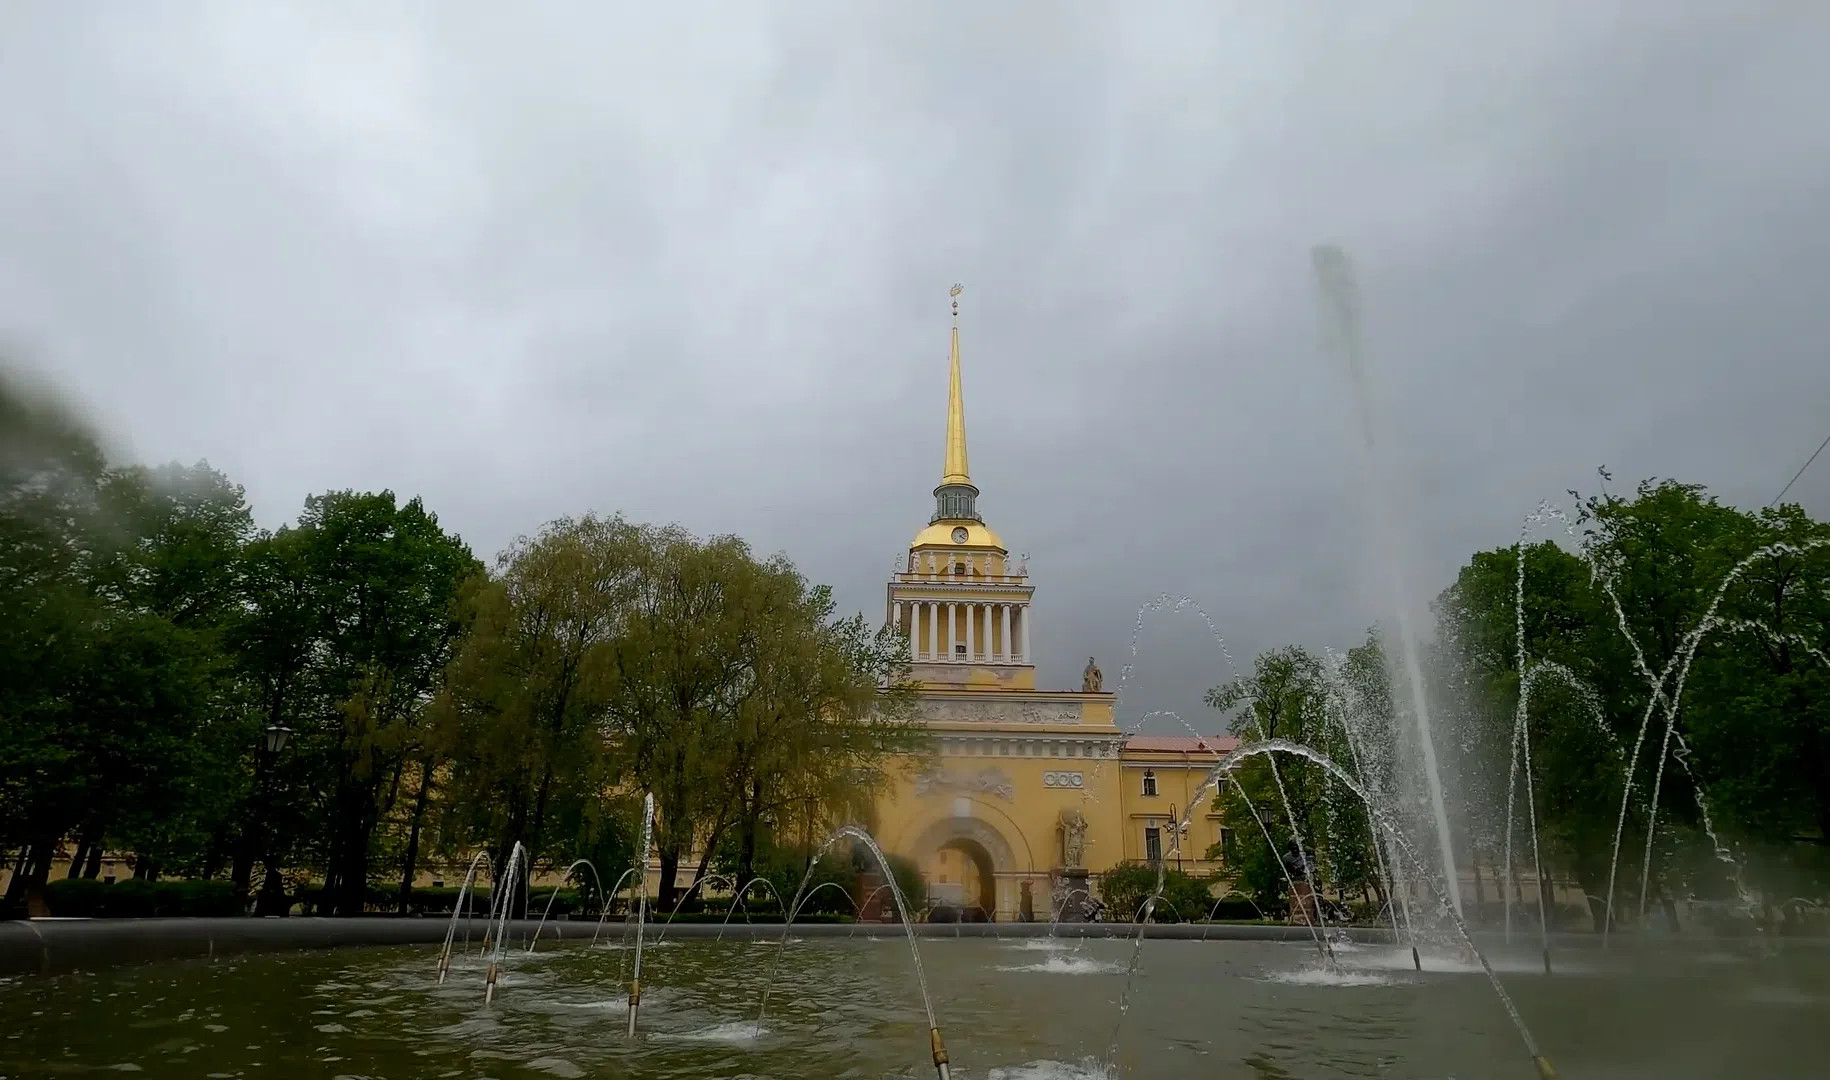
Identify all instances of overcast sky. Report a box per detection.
[4,3,1827,731]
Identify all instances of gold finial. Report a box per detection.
[942,284,970,486]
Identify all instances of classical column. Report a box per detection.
[1000,603,1012,663]
[1019,605,1031,664]
[946,602,957,659]
[965,600,976,661]
[927,602,938,660]
[893,600,903,647]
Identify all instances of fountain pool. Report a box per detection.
[4,935,1827,1078]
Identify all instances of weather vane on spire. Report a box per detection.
[950,282,963,322]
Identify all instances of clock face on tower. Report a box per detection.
[951,527,969,544]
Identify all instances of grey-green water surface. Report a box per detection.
[3,934,1827,1078]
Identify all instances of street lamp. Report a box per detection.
[255,724,295,916]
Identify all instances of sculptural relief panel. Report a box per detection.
[916,699,1084,726]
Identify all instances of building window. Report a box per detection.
[1144,826,1162,865]
[953,563,967,575]
[954,642,967,656]
[1141,770,1157,797]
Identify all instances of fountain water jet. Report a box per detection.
[484,842,528,1003]
[652,874,736,945]
[854,882,894,937]
[716,877,788,942]
[596,866,638,949]
[1314,244,1462,917]
[436,851,491,984]
[1107,738,1556,1080]
[756,825,948,1080]
[527,859,605,953]
[627,792,655,1038]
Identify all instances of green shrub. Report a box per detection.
[1098,862,1216,923]
[406,885,494,915]
[46,877,242,918]
[1205,895,1268,922]
[156,880,240,917]
[528,888,582,916]
[45,877,108,917]
[98,879,160,917]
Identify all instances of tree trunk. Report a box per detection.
[529,767,554,858]
[82,844,103,879]
[328,776,378,916]
[3,844,37,915]
[736,810,759,890]
[21,841,56,917]
[656,848,680,915]
[66,841,89,880]
[331,816,371,915]
[255,863,289,916]
[397,758,435,914]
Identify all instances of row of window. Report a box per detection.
[1142,823,1232,866]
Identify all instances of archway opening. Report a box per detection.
[933,837,997,922]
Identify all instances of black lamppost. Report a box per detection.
[254,725,294,916]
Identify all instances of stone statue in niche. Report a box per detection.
[1016,553,1029,576]
[1082,657,1103,693]
[1058,807,1088,869]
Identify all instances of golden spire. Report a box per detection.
[942,283,971,486]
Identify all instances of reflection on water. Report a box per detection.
[2,936,1828,1078]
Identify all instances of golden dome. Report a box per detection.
[910,520,1006,551]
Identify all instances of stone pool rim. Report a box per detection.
[1,916,1393,975]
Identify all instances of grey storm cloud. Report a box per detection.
[3,2,1827,731]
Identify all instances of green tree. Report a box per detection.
[724,571,921,891]
[1437,540,1633,929]
[434,515,639,909]
[1203,645,1379,912]
[260,491,480,916]
[601,524,927,912]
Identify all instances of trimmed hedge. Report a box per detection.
[45,877,242,918]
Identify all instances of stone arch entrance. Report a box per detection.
[937,837,997,919]
[910,814,1019,922]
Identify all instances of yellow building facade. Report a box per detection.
[870,291,1236,920]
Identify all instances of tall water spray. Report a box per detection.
[1313,245,1462,915]
[627,792,655,1038]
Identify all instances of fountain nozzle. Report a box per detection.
[1410,945,1421,971]
[930,1027,951,1080]
[1533,1055,1557,1079]
[626,980,641,1038]
[484,962,499,1004]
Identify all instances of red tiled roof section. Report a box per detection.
[1123,734,1241,754]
